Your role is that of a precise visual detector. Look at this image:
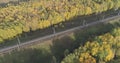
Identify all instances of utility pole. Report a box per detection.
[50,19,56,35]
[17,36,21,51]
[83,20,86,26]
[118,10,120,15]
[50,19,56,40]
[102,15,105,22]
[52,25,56,34]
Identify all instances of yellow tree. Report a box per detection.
[85,6,92,15]
[79,52,96,63]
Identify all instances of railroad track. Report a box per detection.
[0,15,120,54]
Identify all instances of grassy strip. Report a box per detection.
[0,20,119,63]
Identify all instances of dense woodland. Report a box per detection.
[62,27,120,63]
[0,0,120,63]
[0,0,120,43]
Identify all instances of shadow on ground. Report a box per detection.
[0,21,120,63]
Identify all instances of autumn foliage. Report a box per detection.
[61,27,120,63]
[0,0,120,42]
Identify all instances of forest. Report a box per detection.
[62,27,120,63]
[0,0,120,63]
[0,0,120,43]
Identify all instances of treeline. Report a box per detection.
[61,27,120,63]
[0,0,120,43]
